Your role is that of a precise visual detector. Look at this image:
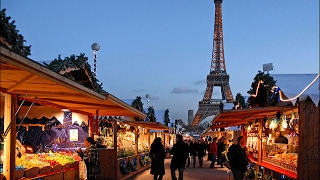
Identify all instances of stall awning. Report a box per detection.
[120,120,172,131]
[211,106,297,129]
[0,47,146,118]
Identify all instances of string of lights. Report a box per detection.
[250,74,319,102]
[279,74,319,102]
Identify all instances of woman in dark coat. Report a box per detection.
[149,137,166,180]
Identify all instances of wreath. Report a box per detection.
[139,157,145,167]
[144,156,151,165]
[126,160,133,173]
[119,160,130,174]
[245,166,255,180]
[263,175,272,180]
[131,158,138,171]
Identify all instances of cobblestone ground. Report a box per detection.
[127,155,233,180]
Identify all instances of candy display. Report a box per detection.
[15,151,81,171]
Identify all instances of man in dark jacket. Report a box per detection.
[197,139,206,168]
[227,136,248,180]
[170,134,189,180]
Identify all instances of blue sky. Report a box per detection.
[2,0,319,125]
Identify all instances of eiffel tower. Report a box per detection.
[191,0,233,126]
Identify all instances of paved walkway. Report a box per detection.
[127,155,233,180]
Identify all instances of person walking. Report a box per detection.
[170,134,189,180]
[149,137,166,180]
[184,139,191,168]
[190,139,198,168]
[227,136,249,180]
[209,137,218,168]
[197,139,206,168]
[218,136,227,168]
[77,137,100,180]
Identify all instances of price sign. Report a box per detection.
[69,129,78,141]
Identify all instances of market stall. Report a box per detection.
[210,73,319,180]
[93,119,172,180]
[0,46,146,179]
[211,98,319,180]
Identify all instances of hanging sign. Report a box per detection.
[69,129,78,141]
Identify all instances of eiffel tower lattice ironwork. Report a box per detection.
[191,0,233,126]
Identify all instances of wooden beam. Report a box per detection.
[35,98,110,107]
[0,63,22,71]
[13,90,83,97]
[7,74,36,92]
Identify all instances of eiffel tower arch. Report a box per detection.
[191,0,233,126]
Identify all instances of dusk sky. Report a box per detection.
[2,0,319,124]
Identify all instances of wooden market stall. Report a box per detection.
[211,97,319,180]
[0,46,146,179]
[94,120,172,180]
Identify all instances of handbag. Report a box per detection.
[91,160,102,175]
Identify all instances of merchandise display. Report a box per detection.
[117,126,136,158]
[245,114,299,177]
[15,151,80,170]
[262,116,299,173]
[137,127,149,154]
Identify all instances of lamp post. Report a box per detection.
[91,43,100,77]
[146,94,150,108]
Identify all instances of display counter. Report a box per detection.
[94,120,152,180]
[245,115,299,179]
[0,151,80,180]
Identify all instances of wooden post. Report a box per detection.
[148,129,150,151]
[95,110,99,135]
[163,132,166,147]
[135,126,138,155]
[298,98,319,180]
[88,115,94,137]
[258,120,263,164]
[3,93,15,180]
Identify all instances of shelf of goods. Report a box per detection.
[245,118,299,179]
[261,143,298,178]
[0,151,81,179]
[96,125,151,180]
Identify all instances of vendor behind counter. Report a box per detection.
[274,129,288,144]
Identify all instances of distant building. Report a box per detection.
[188,110,193,125]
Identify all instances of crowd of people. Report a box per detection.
[148,134,249,180]
[74,134,249,180]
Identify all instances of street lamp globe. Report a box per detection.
[91,43,100,51]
